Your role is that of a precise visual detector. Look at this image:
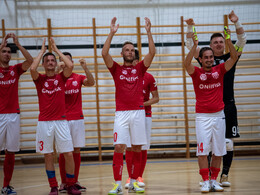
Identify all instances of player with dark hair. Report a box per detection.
[184,28,238,193]
[30,38,81,195]
[57,52,95,193]
[125,49,159,189]
[185,10,246,187]
[0,33,33,195]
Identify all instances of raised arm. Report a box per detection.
[228,10,247,55]
[184,18,200,58]
[50,37,73,78]
[9,33,33,71]
[224,29,238,71]
[184,33,198,75]
[0,34,9,63]
[30,38,46,80]
[79,58,95,86]
[0,34,9,51]
[102,17,119,68]
[143,17,156,68]
[143,90,159,107]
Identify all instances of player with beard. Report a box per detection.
[102,17,155,195]
[30,38,81,195]
[185,10,246,187]
[184,30,238,193]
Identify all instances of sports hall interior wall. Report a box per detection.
[0,0,260,162]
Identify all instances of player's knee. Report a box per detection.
[226,138,233,151]
[114,144,125,153]
[132,145,142,152]
[126,147,132,152]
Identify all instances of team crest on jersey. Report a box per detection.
[10,71,15,76]
[0,73,4,78]
[54,80,58,86]
[44,82,49,88]
[212,72,219,79]
[122,70,127,75]
[131,69,137,74]
[200,74,207,81]
[72,81,78,86]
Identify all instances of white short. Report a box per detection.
[0,113,20,152]
[142,117,152,150]
[36,120,74,154]
[68,119,85,148]
[196,110,226,156]
[126,117,152,149]
[113,110,147,146]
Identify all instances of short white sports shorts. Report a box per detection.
[196,110,226,156]
[0,113,20,152]
[126,117,152,149]
[36,120,73,154]
[113,110,147,146]
[68,119,85,148]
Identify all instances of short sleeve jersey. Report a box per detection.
[65,73,86,120]
[196,53,240,104]
[108,60,148,111]
[143,72,157,117]
[190,63,226,113]
[33,72,67,121]
[0,63,25,114]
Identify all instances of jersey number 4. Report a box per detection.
[197,143,204,153]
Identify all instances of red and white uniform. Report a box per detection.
[142,72,157,150]
[0,63,25,151]
[190,63,227,156]
[65,73,86,148]
[143,72,157,117]
[0,63,24,114]
[109,61,147,146]
[33,73,73,153]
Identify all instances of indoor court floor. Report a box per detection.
[0,156,260,195]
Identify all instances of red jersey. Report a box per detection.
[0,63,25,114]
[65,73,86,120]
[108,60,148,111]
[33,72,67,121]
[190,63,226,113]
[143,72,157,117]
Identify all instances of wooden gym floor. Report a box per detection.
[0,156,260,195]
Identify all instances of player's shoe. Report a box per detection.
[67,185,81,195]
[125,177,130,189]
[128,182,145,193]
[75,182,86,192]
[210,180,224,192]
[136,177,145,187]
[108,183,123,195]
[199,179,204,186]
[59,183,67,193]
[49,187,58,195]
[1,186,17,195]
[220,174,231,187]
[200,180,210,193]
